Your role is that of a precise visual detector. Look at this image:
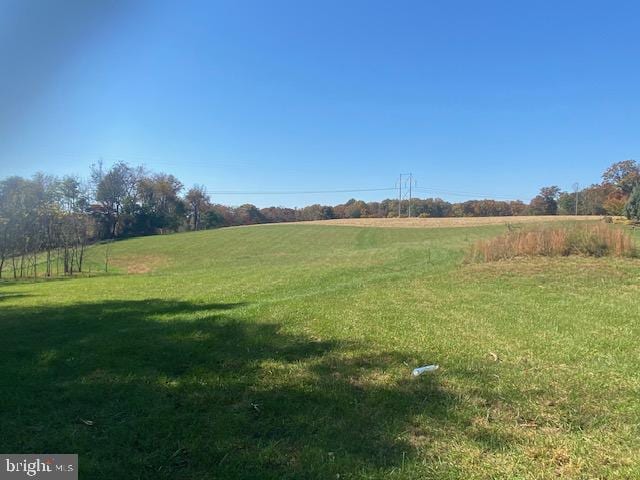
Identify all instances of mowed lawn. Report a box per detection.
[1,223,639,479]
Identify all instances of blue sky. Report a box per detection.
[0,0,638,207]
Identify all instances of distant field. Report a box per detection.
[1,222,639,479]
[302,215,603,228]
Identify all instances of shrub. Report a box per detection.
[468,224,637,262]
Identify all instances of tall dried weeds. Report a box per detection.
[468,224,637,262]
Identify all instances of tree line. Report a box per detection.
[1,159,639,279]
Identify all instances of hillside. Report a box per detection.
[1,222,639,479]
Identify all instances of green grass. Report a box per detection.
[1,223,639,479]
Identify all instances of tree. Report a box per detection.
[1,176,41,278]
[260,206,297,223]
[509,200,528,216]
[236,204,266,224]
[0,216,7,278]
[343,199,368,218]
[137,173,184,235]
[0,180,11,278]
[55,175,94,274]
[529,186,561,215]
[297,204,334,221]
[602,160,640,194]
[579,184,611,215]
[185,185,210,230]
[624,185,640,221]
[0,175,64,278]
[557,191,576,215]
[412,198,452,217]
[203,209,225,228]
[603,191,628,216]
[92,162,142,238]
[59,175,87,213]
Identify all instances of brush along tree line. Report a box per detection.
[1,160,639,279]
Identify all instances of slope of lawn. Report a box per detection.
[1,222,639,479]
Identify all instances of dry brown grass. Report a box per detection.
[110,254,171,274]
[298,215,603,229]
[468,224,637,262]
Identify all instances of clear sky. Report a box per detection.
[0,0,638,207]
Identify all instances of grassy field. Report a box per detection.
[1,221,639,479]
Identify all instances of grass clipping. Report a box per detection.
[468,224,638,262]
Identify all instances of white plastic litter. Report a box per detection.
[412,364,439,376]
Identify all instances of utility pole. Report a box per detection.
[573,182,580,216]
[408,173,413,217]
[397,173,415,218]
[397,174,403,217]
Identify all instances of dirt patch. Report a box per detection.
[110,254,171,274]
[296,216,603,229]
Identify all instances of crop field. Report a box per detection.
[1,220,639,479]
[300,215,603,228]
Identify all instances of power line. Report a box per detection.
[414,186,520,200]
[203,187,397,195]
[200,185,523,200]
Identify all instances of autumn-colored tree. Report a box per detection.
[236,204,265,225]
[344,199,368,218]
[260,206,297,223]
[602,160,640,194]
[603,191,628,216]
[297,204,335,221]
[509,201,528,216]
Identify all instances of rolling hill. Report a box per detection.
[1,221,639,479]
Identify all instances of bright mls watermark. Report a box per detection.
[0,455,77,480]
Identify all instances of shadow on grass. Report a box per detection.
[0,299,509,479]
[0,292,33,301]
[0,274,88,285]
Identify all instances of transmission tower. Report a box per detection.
[397,173,417,217]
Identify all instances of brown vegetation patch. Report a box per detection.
[298,215,603,229]
[468,224,637,262]
[110,254,171,274]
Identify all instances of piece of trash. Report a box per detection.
[489,351,499,362]
[78,418,94,426]
[412,365,439,376]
